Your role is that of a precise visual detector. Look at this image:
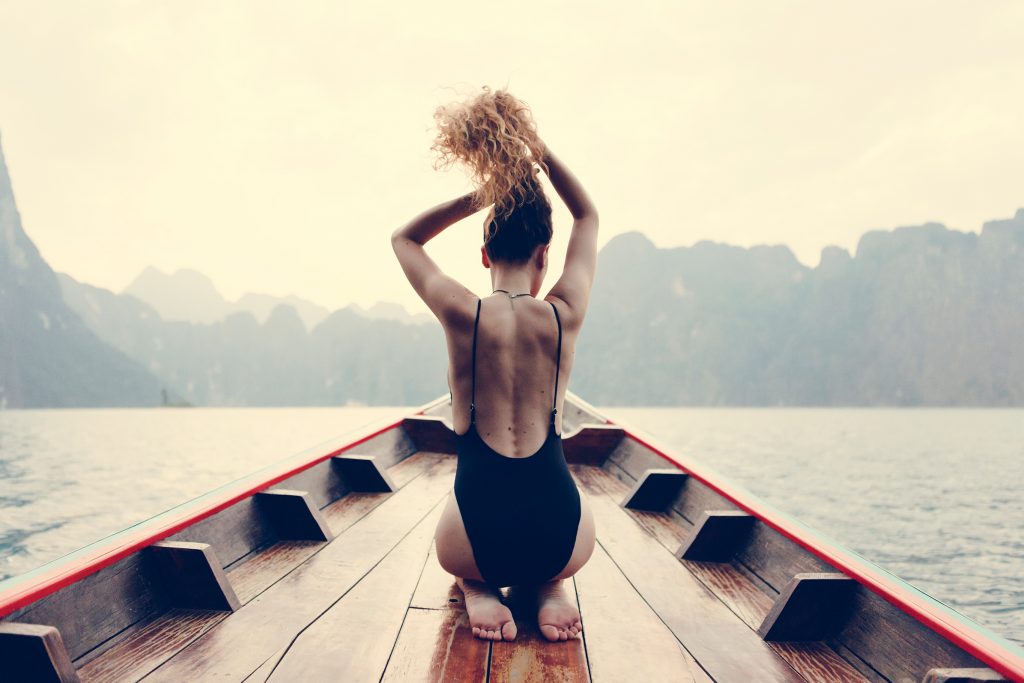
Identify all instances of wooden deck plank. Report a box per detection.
[241,653,281,682]
[380,608,488,683]
[574,542,698,682]
[141,457,455,681]
[686,561,775,629]
[260,506,443,681]
[572,465,805,683]
[488,580,590,683]
[386,450,440,489]
[77,609,227,683]
[772,643,873,683]
[320,490,391,531]
[410,540,465,611]
[226,541,324,605]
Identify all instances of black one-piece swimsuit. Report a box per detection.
[452,298,582,590]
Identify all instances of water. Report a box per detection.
[0,407,1021,646]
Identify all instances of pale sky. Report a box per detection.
[2,1,1023,314]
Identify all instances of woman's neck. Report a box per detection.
[491,267,536,296]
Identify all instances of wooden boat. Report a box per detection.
[1,393,1022,682]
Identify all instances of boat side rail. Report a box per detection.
[598,407,1024,682]
[0,395,449,619]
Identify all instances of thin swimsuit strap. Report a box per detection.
[468,297,562,429]
[469,297,481,423]
[550,300,562,427]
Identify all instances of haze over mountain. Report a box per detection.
[122,266,431,330]
[56,207,1024,407]
[58,271,444,406]
[0,135,165,408]
[4,134,1024,408]
[575,211,1024,405]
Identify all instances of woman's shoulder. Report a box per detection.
[435,292,481,333]
[542,294,584,332]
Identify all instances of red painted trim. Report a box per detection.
[0,398,446,619]
[600,410,1024,682]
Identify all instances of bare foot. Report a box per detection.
[536,579,583,641]
[456,577,517,641]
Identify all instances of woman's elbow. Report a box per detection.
[574,207,599,228]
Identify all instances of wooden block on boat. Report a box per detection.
[332,453,397,492]
[757,572,857,642]
[0,622,79,683]
[923,668,1009,683]
[676,510,755,561]
[562,423,626,465]
[147,541,241,612]
[621,468,689,511]
[255,489,334,542]
[402,415,456,453]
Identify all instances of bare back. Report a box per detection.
[446,294,575,458]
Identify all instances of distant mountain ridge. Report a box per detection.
[5,133,1024,407]
[575,209,1024,405]
[123,266,431,329]
[57,272,446,406]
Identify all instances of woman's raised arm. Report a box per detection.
[391,191,480,323]
[541,144,599,324]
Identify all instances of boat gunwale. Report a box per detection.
[0,396,448,620]
[592,402,1024,682]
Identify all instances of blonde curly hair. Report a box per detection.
[431,86,549,221]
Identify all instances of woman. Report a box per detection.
[391,87,598,643]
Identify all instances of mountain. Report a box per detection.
[122,266,427,329]
[11,121,1021,407]
[0,135,165,408]
[60,207,1024,407]
[123,267,231,325]
[59,274,447,406]
[349,302,434,326]
[234,291,332,330]
[575,211,1024,405]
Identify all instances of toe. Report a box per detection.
[559,628,568,641]
[501,620,517,641]
[472,626,481,638]
[540,624,560,642]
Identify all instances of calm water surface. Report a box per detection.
[0,406,1022,646]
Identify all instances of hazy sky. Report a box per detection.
[2,1,1023,313]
